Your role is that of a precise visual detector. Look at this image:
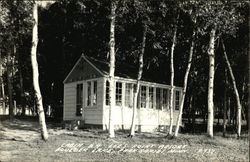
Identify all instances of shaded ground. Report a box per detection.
[0,117,249,162]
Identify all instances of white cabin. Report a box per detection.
[63,55,183,132]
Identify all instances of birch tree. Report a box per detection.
[31,1,48,140]
[130,23,147,137]
[221,39,242,138]
[174,12,196,137]
[168,12,179,135]
[206,27,216,137]
[0,52,5,111]
[194,1,242,137]
[5,45,14,119]
[108,0,117,138]
[127,0,153,137]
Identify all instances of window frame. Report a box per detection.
[105,80,110,106]
[93,81,97,105]
[87,81,91,106]
[175,90,180,110]
[76,83,83,116]
[115,81,123,106]
[86,80,98,107]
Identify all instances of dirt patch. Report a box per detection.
[0,119,249,162]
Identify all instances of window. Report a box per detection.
[87,81,91,106]
[76,84,83,116]
[156,88,161,110]
[175,91,180,110]
[87,80,97,106]
[105,81,110,105]
[162,89,168,109]
[125,83,133,108]
[116,82,122,106]
[140,86,146,108]
[148,87,154,108]
[93,81,97,105]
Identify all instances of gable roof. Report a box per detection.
[64,54,169,85]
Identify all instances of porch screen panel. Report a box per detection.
[156,88,161,110]
[140,86,146,108]
[162,89,168,109]
[76,84,83,116]
[125,83,133,108]
[148,87,154,108]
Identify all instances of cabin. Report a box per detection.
[63,54,183,132]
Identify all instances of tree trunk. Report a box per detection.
[217,106,220,125]
[222,40,242,138]
[130,24,147,137]
[169,14,179,135]
[174,27,196,137]
[0,52,6,112]
[207,28,216,137]
[19,69,25,116]
[187,96,192,124]
[228,97,231,125]
[223,69,228,137]
[191,96,195,133]
[7,48,14,119]
[108,1,116,138]
[240,77,246,121]
[31,2,48,141]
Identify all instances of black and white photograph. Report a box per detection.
[0,0,249,161]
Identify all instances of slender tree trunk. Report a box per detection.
[1,82,5,113]
[217,106,220,125]
[0,52,6,112]
[240,78,246,121]
[222,40,242,138]
[130,24,147,137]
[233,104,236,127]
[108,1,116,138]
[169,14,179,135]
[203,110,206,124]
[31,2,48,141]
[207,28,216,137]
[7,48,14,119]
[174,28,196,137]
[188,95,193,125]
[19,69,25,116]
[191,96,195,133]
[228,97,231,125]
[223,69,228,137]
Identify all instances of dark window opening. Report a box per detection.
[76,84,83,116]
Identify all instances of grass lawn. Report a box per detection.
[0,117,249,162]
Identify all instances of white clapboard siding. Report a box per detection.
[63,82,82,120]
